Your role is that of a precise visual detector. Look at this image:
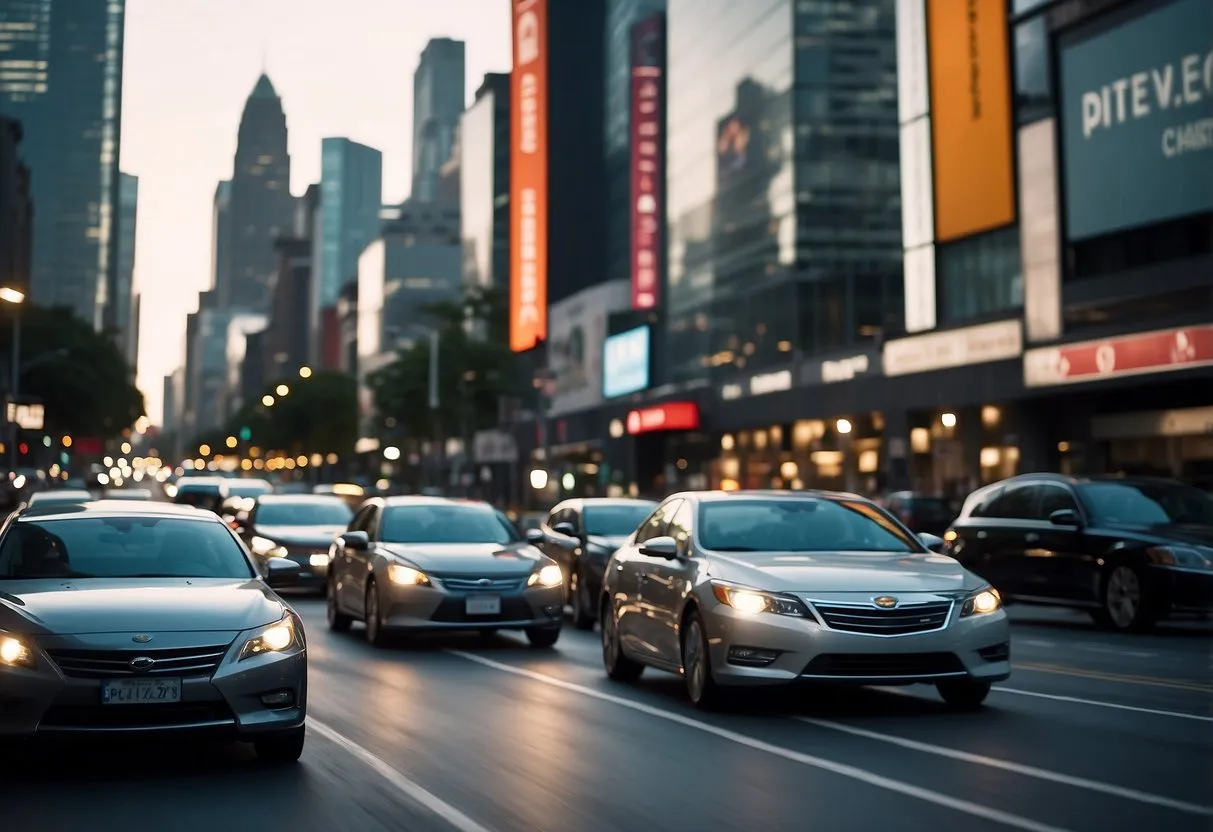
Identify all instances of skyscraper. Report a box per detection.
[114,171,138,366]
[316,138,382,314]
[411,38,465,203]
[211,179,232,294]
[220,73,294,311]
[0,0,125,327]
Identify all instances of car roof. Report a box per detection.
[16,500,219,523]
[1000,473,1191,488]
[680,489,868,504]
[573,497,659,507]
[255,493,350,504]
[378,495,489,508]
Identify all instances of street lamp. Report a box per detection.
[275,384,289,397]
[1,287,25,470]
[298,366,312,379]
[262,395,275,407]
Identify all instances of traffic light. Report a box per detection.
[239,426,252,441]
[18,442,28,456]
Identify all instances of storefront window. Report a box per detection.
[1014,17,1053,124]
[937,226,1024,325]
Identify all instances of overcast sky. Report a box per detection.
[121,0,511,422]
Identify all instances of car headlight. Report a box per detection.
[388,563,431,586]
[238,615,302,661]
[1147,546,1213,570]
[308,554,329,567]
[528,564,563,588]
[960,587,1002,618]
[250,535,288,558]
[710,581,807,617]
[0,634,34,669]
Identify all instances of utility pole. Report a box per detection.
[427,328,441,492]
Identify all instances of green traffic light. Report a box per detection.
[239,426,252,441]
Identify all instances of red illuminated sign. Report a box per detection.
[629,14,664,311]
[625,402,699,435]
[1024,324,1213,387]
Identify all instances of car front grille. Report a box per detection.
[429,597,535,623]
[46,644,231,679]
[802,652,966,678]
[435,575,526,592]
[810,601,952,636]
[39,701,235,730]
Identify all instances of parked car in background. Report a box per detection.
[882,492,956,536]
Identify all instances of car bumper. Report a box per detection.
[1153,566,1213,613]
[0,632,307,739]
[703,598,1011,688]
[284,553,330,589]
[378,583,564,633]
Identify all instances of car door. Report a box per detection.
[961,483,1038,596]
[336,505,374,611]
[614,501,676,659]
[349,504,382,617]
[642,499,696,664]
[628,499,685,662]
[545,505,582,586]
[1030,484,1096,602]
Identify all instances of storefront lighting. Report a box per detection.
[721,433,735,451]
[779,461,798,480]
[980,447,1001,468]
[981,406,1000,428]
[835,418,853,435]
[383,445,401,461]
[858,450,879,474]
[941,412,957,428]
[529,469,549,490]
[910,427,931,454]
[609,419,625,439]
[561,472,575,491]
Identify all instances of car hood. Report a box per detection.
[707,550,974,593]
[0,579,286,635]
[255,525,347,547]
[1112,523,1213,549]
[381,542,545,576]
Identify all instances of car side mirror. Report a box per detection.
[1049,509,1080,527]
[524,528,545,545]
[552,521,579,538]
[340,530,370,550]
[264,557,302,588]
[918,532,947,553]
[639,536,679,559]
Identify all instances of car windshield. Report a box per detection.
[256,500,353,526]
[1079,481,1213,527]
[380,505,520,545]
[227,480,273,498]
[698,498,920,553]
[0,517,255,579]
[584,504,657,536]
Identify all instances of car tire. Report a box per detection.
[364,580,389,647]
[601,596,644,682]
[327,583,351,632]
[681,608,727,710]
[936,680,992,710]
[1092,564,1158,632]
[526,626,561,648]
[569,566,594,631]
[254,727,305,764]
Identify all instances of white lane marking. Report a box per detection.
[448,651,1071,832]
[307,717,496,832]
[992,687,1213,723]
[1020,639,1057,648]
[1018,639,1156,658]
[795,717,1211,816]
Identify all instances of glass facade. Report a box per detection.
[665,0,902,385]
[114,171,137,353]
[0,0,125,326]
[318,138,383,308]
[412,38,465,203]
[458,75,509,291]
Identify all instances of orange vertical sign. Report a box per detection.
[509,0,549,352]
[927,0,1016,242]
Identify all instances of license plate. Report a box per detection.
[101,678,182,705]
[465,595,501,615]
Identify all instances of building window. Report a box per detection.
[1014,17,1053,125]
[938,226,1023,325]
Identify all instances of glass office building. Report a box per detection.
[317,138,382,309]
[458,73,509,291]
[0,0,126,326]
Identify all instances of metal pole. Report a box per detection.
[427,329,440,490]
[427,329,439,410]
[9,308,19,471]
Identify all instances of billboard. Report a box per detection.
[509,0,549,352]
[630,13,665,311]
[927,0,1016,242]
[603,324,651,398]
[1059,0,1213,240]
[546,280,630,416]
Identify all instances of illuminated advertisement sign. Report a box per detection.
[630,13,665,311]
[1058,0,1213,240]
[625,402,699,435]
[509,0,549,352]
[602,324,650,398]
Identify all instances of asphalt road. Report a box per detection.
[3,596,1211,832]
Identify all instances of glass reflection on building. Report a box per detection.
[459,74,510,291]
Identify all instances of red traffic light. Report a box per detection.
[18,443,28,455]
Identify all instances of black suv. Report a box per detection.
[944,474,1213,631]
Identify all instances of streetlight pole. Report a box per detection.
[0,288,25,471]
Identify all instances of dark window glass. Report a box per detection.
[1014,17,1053,124]
[379,505,520,545]
[938,226,1023,324]
[255,500,354,526]
[635,501,678,544]
[583,503,659,537]
[698,498,919,553]
[1079,482,1213,527]
[0,517,254,579]
[984,485,1037,519]
[967,487,1004,518]
[227,480,274,498]
[1037,486,1079,519]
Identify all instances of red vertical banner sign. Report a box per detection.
[629,13,665,311]
[509,0,549,352]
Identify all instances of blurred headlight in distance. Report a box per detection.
[308,554,329,567]
[250,535,288,558]
[388,564,430,585]
[0,635,33,668]
[527,564,563,588]
[711,581,806,617]
[960,587,1001,617]
[239,617,298,661]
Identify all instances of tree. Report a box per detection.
[368,285,526,442]
[219,370,358,456]
[0,304,143,438]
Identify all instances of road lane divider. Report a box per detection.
[307,717,497,832]
[991,687,1213,722]
[448,650,1073,832]
[794,716,1211,816]
[1012,663,1213,693]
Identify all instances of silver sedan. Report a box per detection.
[600,490,1011,709]
[0,500,308,761]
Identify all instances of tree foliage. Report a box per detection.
[0,304,144,438]
[368,285,525,441]
[213,370,359,456]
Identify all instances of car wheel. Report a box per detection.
[681,608,726,709]
[936,680,992,710]
[569,567,594,631]
[254,727,305,764]
[526,626,561,648]
[601,596,644,682]
[1094,564,1157,632]
[364,580,389,647]
[327,583,351,632]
